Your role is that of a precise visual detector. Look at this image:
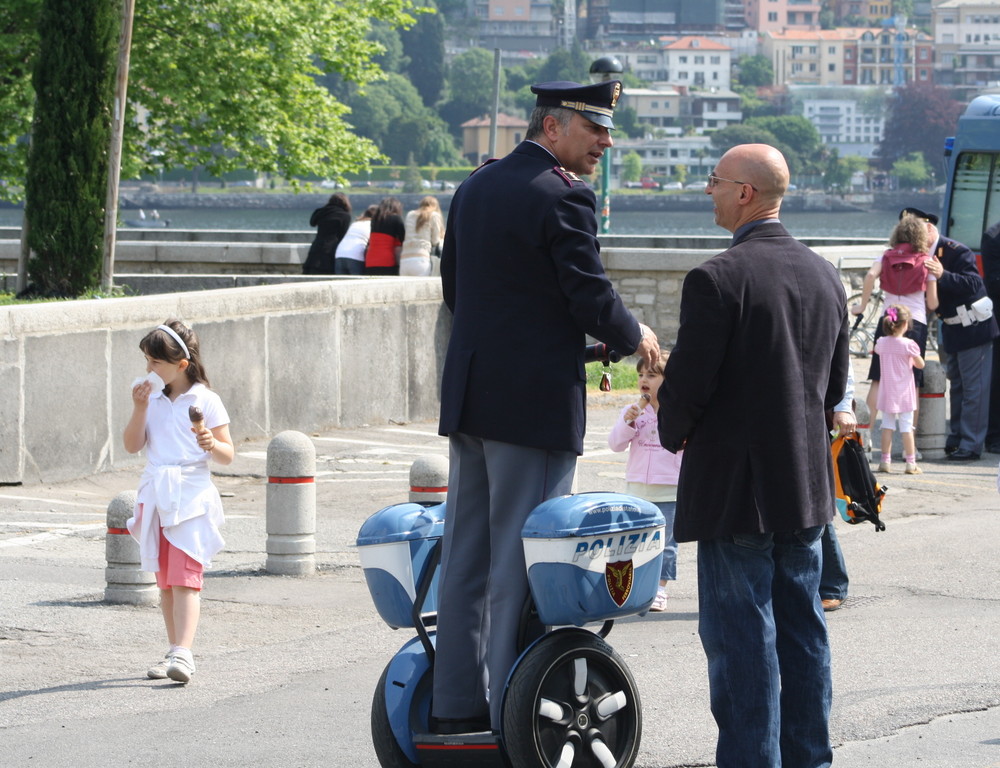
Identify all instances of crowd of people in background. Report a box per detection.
[305,194,443,277]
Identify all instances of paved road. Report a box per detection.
[2,381,1000,767]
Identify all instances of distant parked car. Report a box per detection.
[661,181,683,190]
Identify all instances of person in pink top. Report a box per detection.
[608,350,682,612]
[874,304,926,474]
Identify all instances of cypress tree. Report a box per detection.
[24,0,118,296]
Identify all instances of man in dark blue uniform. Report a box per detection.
[909,207,999,460]
[433,80,659,733]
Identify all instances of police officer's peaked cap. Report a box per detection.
[899,207,939,226]
[530,80,623,129]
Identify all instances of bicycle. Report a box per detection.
[846,289,883,358]
[846,289,939,358]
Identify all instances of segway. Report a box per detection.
[358,490,665,768]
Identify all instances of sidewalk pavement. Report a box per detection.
[2,374,1000,767]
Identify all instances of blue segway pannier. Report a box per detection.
[357,502,445,629]
[521,492,665,626]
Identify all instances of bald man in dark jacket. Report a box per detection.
[658,144,848,768]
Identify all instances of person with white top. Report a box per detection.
[334,205,378,276]
[124,320,234,684]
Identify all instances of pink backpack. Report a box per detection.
[880,243,928,296]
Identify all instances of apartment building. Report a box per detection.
[932,0,1000,103]
[795,87,888,157]
[611,135,719,182]
[764,29,864,86]
[744,0,822,33]
[764,27,933,87]
[595,36,733,86]
[663,36,733,89]
[472,0,559,52]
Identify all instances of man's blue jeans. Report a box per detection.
[698,526,833,768]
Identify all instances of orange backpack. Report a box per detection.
[831,432,887,531]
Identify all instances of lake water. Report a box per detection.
[0,206,897,239]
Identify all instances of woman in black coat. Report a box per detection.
[303,193,352,274]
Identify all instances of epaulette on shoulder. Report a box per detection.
[553,166,583,186]
[469,158,500,176]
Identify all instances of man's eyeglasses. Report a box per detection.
[707,174,758,191]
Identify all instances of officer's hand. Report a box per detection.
[926,253,944,279]
[636,323,659,369]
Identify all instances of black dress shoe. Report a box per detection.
[986,444,1000,454]
[947,448,980,461]
[944,445,958,455]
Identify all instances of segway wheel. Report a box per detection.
[502,629,641,768]
[372,663,420,768]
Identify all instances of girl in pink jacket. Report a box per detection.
[608,350,682,612]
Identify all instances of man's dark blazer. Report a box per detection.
[657,221,849,542]
[438,141,641,455]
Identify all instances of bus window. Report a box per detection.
[947,151,998,251]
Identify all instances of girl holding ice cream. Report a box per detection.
[123,320,233,684]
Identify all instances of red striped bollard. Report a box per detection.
[105,490,158,605]
[916,360,947,459]
[409,455,449,503]
[266,430,316,576]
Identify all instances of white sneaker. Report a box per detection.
[146,654,171,680]
[166,649,195,684]
[649,586,668,613]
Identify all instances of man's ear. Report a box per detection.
[542,114,563,142]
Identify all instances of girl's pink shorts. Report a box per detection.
[156,526,204,590]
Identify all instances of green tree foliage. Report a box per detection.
[368,20,409,74]
[401,9,445,107]
[347,73,459,165]
[876,81,965,182]
[748,115,823,173]
[824,151,869,191]
[708,120,815,176]
[534,44,593,84]
[621,151,642,183]
[0,0,37,197]
[24,0,117,296]
[736,55,774,87]
[439,48,505,132]
[1,0,421,200]
[893,152,932,189]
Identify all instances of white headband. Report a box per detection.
[157,324,190,359]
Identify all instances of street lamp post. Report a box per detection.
[589,56,623,235]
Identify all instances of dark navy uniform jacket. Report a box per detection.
[934,236,999,353]
[438,141,641,455]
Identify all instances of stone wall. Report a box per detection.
[0,237,878,484]
[0,278,449,484]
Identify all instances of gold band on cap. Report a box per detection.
[559,100,615,118]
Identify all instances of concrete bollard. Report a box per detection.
[916,360,948,459]
[409,455,449,503]
[854,399,872,458]
[265,430,317,576]
[105,490,158,605]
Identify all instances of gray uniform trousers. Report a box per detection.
[432,432,576,729]
[946,341,994,453]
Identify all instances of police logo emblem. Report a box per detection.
[611,82,621,108]
[605,560,634,607]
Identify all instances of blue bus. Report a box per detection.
[941,94,1000,255]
